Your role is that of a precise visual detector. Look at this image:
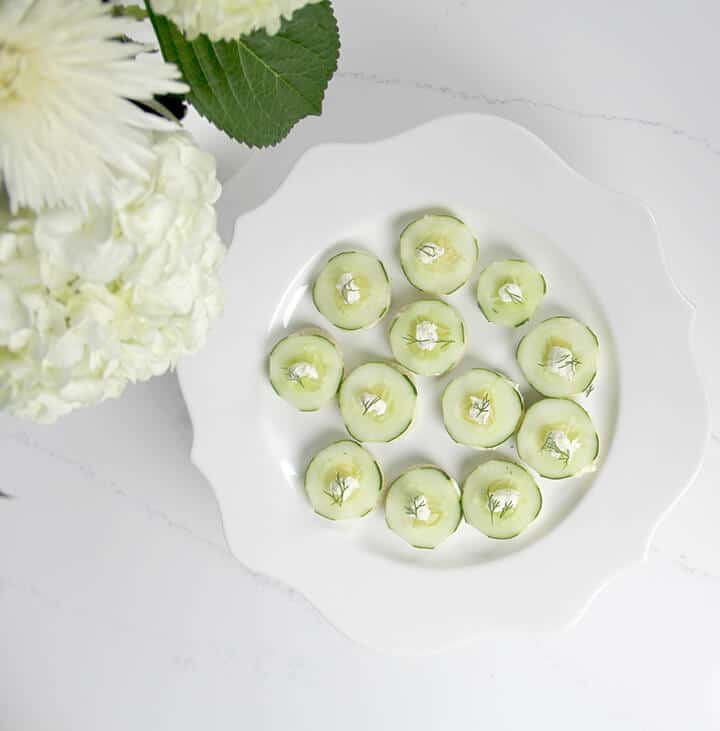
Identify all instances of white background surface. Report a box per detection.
[2,2,719,728]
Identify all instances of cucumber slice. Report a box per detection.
[516,316,599,397]
[388,299,466,376]
[462,459,542,539]
[385,465,462,549]
[441,368,524,448]
[313,250,391,330]
[516,398,599,479]
[476,259,546,327]
[338,362,417,443]
[268,329,343,411]
[304,440,383,520]
[399,214,478,294]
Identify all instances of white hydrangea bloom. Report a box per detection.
[150,0,323,41]
[0,132,225,423]
[0,0,188,213]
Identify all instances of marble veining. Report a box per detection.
[338,71,720,156]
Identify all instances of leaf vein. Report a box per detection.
[236,39,319,114]
[229,43,286,135]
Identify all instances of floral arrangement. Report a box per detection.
[0,0,340,422]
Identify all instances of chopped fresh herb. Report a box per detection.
[540,351,582,377]
[402,335,455,350]
[324,473,354,507]
[542,433,571,465]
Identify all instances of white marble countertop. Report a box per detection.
[2,2,719,728]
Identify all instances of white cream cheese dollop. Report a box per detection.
[409,494,432,522]
[468,394,491,424]
[328,474,358,504]
[360,392,387,416]
[288,362,318,382]
[545,346,576,378]
[543,429,578,461]
[415,320,439,351]
[498,282,523,304]
[487,487,520,514]
[415,241,445,264]
[336,272,360,304]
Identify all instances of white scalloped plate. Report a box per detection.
[178,115,708,654]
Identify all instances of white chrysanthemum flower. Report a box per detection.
[0,0,189,213]
[150,0,322,41]
[0,131,225,423]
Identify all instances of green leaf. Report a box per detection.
[111,4,148,21]
[147,1,340,147]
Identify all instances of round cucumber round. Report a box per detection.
[516,398,599,479]
[399,214,478,294]
[388,299,466,376]
[476,259,546,327]
[304,440,383,520]
[441,368,523,448]
[516,316,599,397]
[313,250,391,330]
[462,459,542,539]
[385,465,462,549]
[268,329,343,411]
[338,362,417,443]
